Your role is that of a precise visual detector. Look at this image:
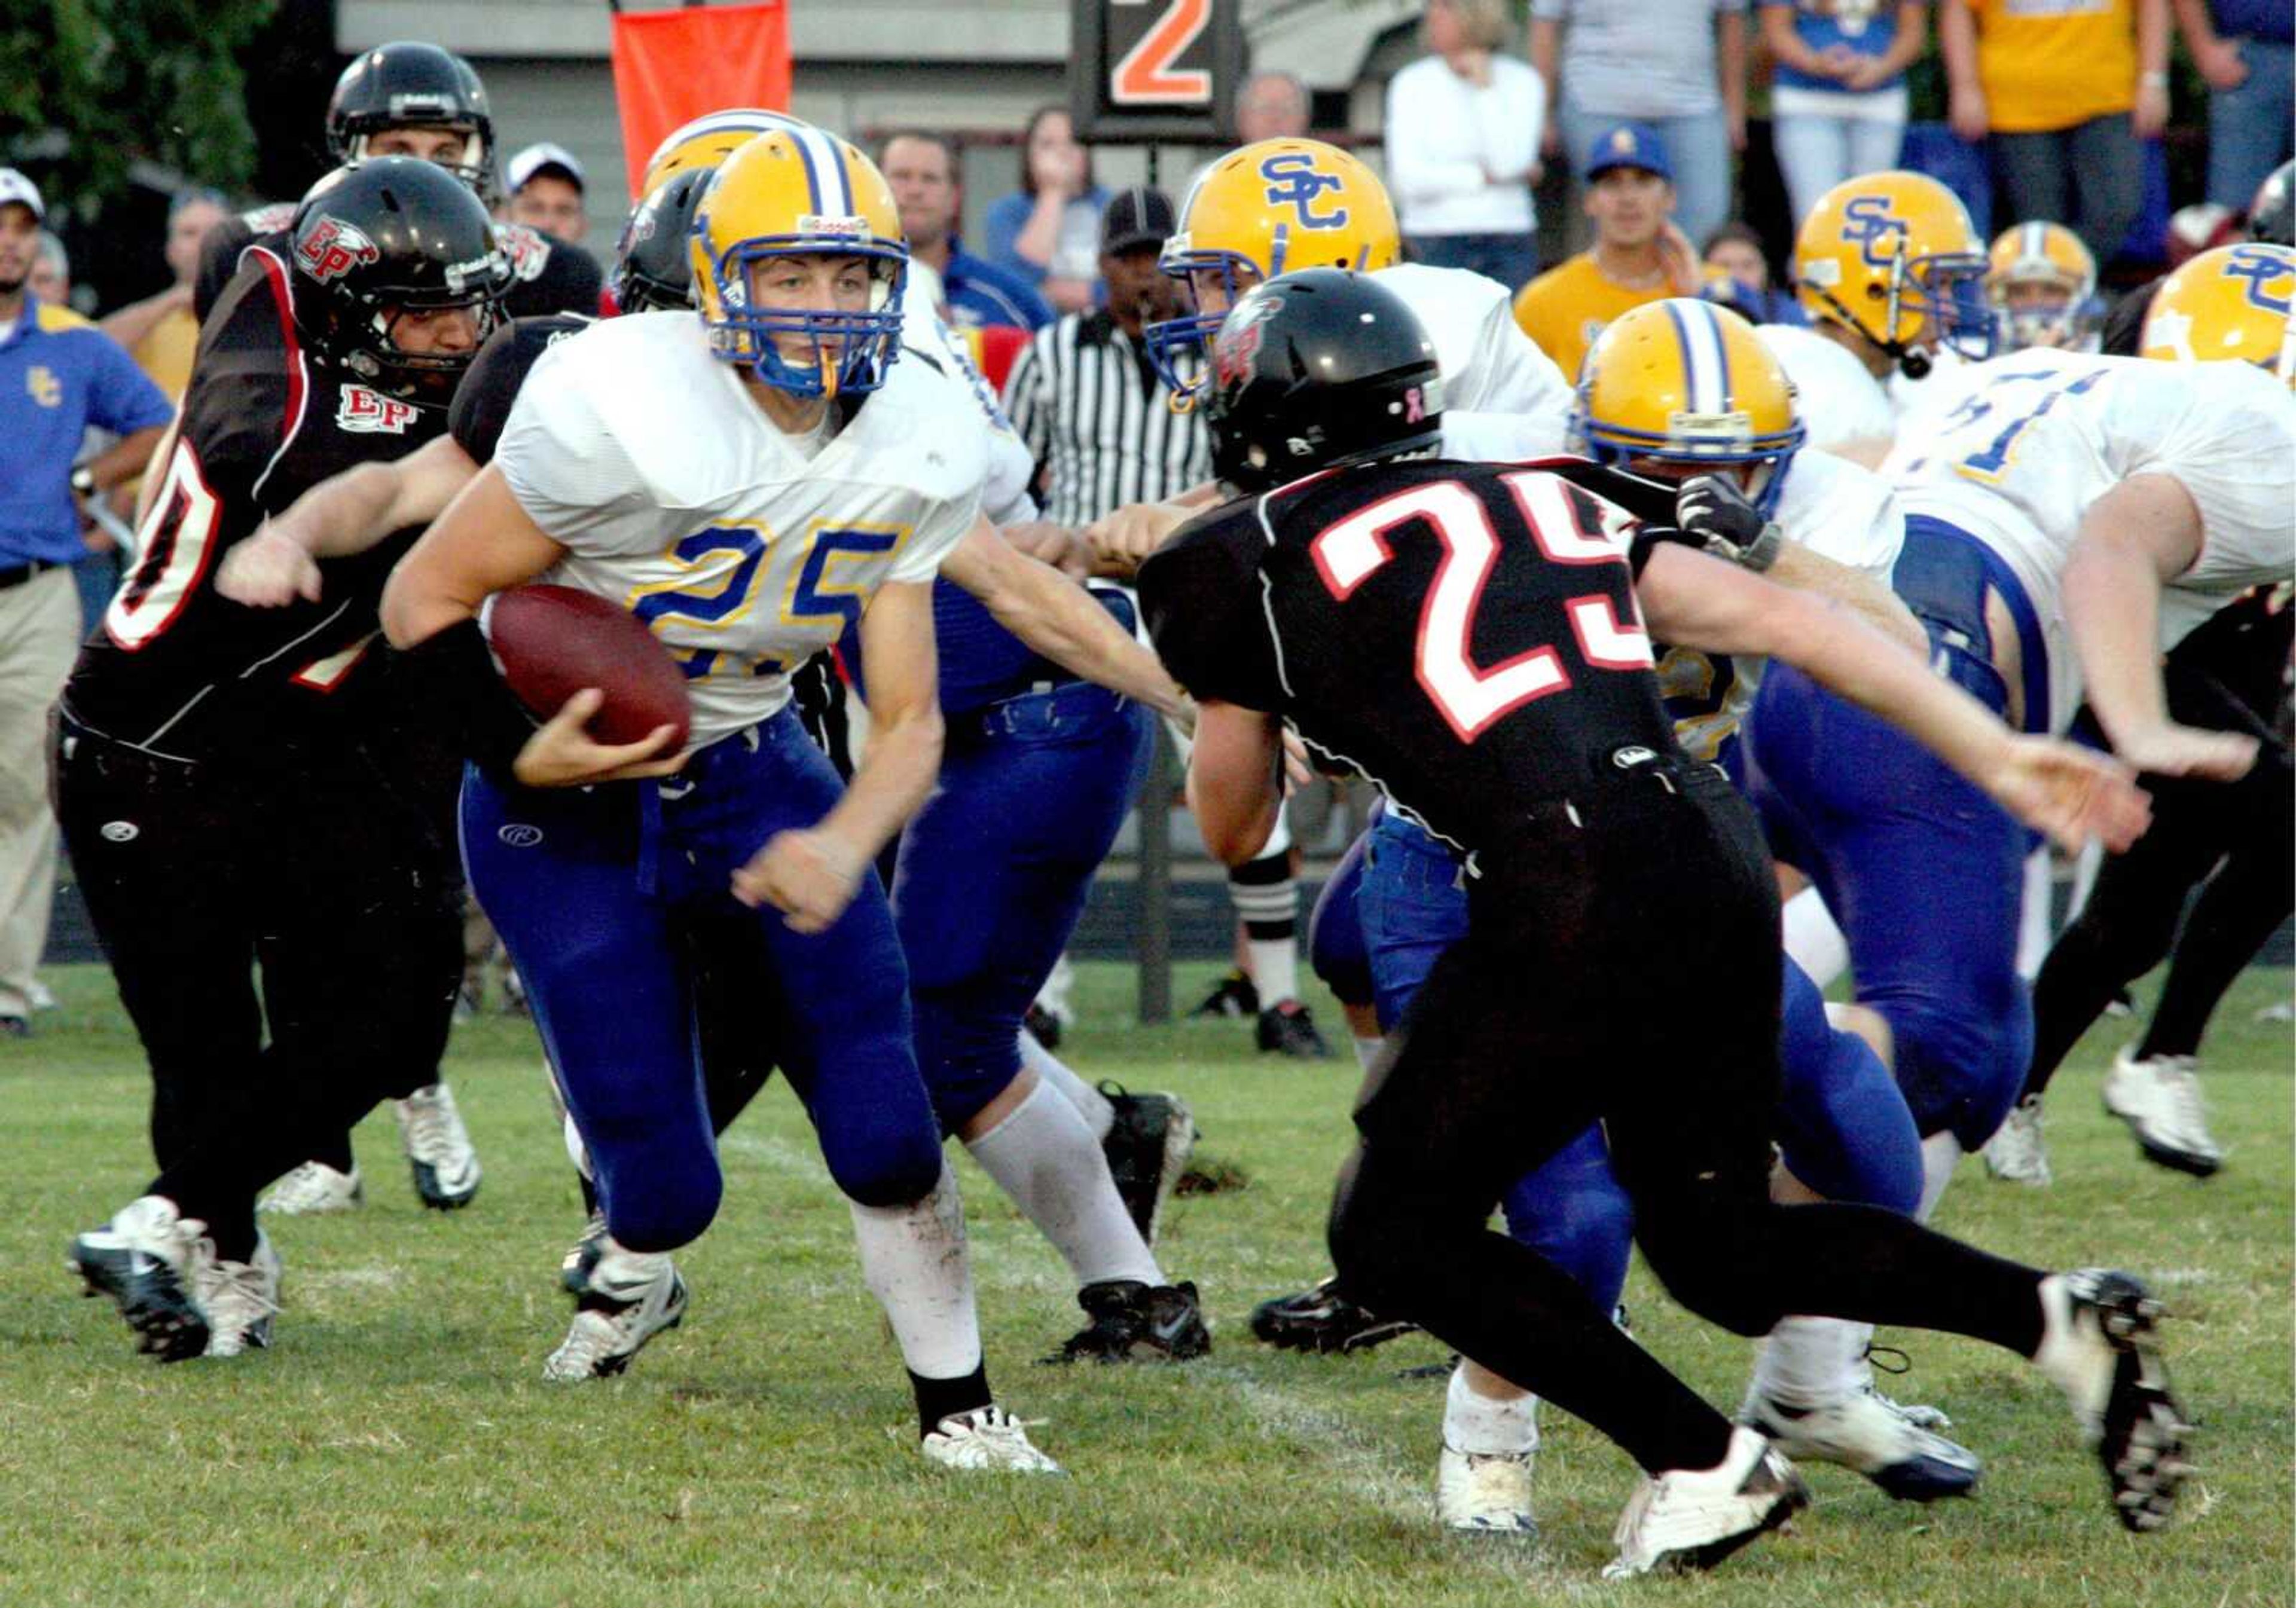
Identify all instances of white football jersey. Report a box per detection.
[1757,323,1897,453]
[1889,353,2296,733]
[1375,262,1576,429]
[494,311,987,747]
[902,272,1038,525]
[1662,448,1907,759]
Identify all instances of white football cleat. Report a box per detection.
[1436,1441,1537,1532]
[201,1231,282,1358]
[2102,1048,2222,1177]
[921,1406,1065,1474]
[2034,1270,2193,1531]
[543,1249,688,1382]
[396,1083,482,1209]
[1743,1385,1980,1501]
[68,1194,216,1363]
[258,1161,365,1215]
[1603,1426,1809,1578]
[1981,1095,2053,1186]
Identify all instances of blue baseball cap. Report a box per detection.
[1583,123,1672,185]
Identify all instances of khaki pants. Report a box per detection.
[0,567,81,1020]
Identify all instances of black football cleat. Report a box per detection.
[1250,1276,1420,1354]
[1042,1279,1212,1365]
[1098,1083,1196,1246]
[69,1196,213,1362]
[1190,968,1260,1019]
[1256,1000,1332,1059]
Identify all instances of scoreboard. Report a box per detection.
[1069,0,1248,142]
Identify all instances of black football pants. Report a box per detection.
[56,715,462,1261]
[1326,764,2053,1476]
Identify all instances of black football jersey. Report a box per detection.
[197,216,600,331]
[448,313,590,466]
[1140,457,1688,854]
[66,244,450,755]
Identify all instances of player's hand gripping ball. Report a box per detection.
[485,585,693,748]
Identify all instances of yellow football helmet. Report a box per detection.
[2141,242,2296,384]
[640,107,807,200]
[1148,138,1401,402]
[1574,298,1805,516]
[1986,221,2100,351]
[1794,171,1993,375]
[688,127,906,398]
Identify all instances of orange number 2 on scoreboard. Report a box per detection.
[1112,0,1211,105]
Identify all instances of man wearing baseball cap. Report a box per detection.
[504,141,587,243]
[0,167,172,1038]
[1509,122,1704,380]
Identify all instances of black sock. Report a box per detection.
[909,1364,992,1438]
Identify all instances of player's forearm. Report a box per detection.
[1186,702,1284,864]
[382,466,561,647]
[1764,543,1926,655]
[2062,532,2172,750]
[821,698,944,865]
[272,463,412,559]
[982,554,1191,719]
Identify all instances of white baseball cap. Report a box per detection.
[0,168,44,221]
[505,142,585,194]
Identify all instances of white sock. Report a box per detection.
[1444,1363,1539,1455]
[1918,1132,1964,1221]
[2028,1273,2106,1420]
[589,1236,673,1295]
[1246,935,1300,1006]
[849,1161,983,1379]
[1782,887,1851,988]
[1033,952,1076,1025]
[2016,846,2055,982]
[1352,1035,1386,1074]
[1750,1316,1870,1409]
[1019,1031,1115,1142]
[964,1080,1162,1288]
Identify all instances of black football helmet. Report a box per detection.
[611,167,710,314]
[328,42,495,197]
[1201,268,1444,493]
[288,158,510,404]
[2251,160,2294,249]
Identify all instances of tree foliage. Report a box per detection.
[0,0,276,216]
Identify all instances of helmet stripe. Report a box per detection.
[1269,221,1290,276]
[1668,299,1728,414]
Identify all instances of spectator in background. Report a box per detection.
[2173,0,2294,212]
[1943,0,2167,263]
[30,231,69,306]
[1702,219,1807,323]
[1763,0,1928,226]
[1530,0,1747,250]
[881,130,1054,332]
[102,188,227,403]
[984,106,1111,315]
[1512,123,1703,380]
[0,169,172,1039]
[1385,0,1547,289]
[505,142,588,244]
[1235,68,1313,142]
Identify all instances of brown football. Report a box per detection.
[485,584,692,749]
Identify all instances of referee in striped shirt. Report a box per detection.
[1000,188,1207,528]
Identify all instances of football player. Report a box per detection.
[1757,170,1997,464]
[60,159,511,1363]
[375,129,1099,1471]
[1986,222,2102,354]
[235,116,1205,1372]
[196,42,600,330]
[1988,243,2296,1184]
[1142,269,2185,1575]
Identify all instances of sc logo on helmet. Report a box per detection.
[1841,195,1909,270]
[1259,153,1349,230]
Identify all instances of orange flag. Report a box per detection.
[610,2,793,194]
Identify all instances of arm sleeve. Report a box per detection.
[491,344,658,554]
[2139,375,2296,589]
[1138,510,1285,708]
[84,332,175,435]
[887,466,985,585]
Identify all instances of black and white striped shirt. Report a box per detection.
[1000,311,1209,526]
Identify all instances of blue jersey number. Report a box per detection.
[1948,365,2109,484]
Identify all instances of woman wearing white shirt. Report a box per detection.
[1385,0,1547,291]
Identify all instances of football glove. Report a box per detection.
[1675,474,1784,572]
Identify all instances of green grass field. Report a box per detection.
[5,961,2289,1607]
